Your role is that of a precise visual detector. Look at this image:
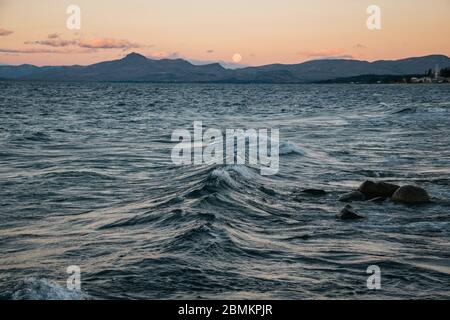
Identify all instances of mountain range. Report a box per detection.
[1,52,449,83]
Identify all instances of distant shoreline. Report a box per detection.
[1,78,449,85]
[315,74,450,84]
[1,53,450,84]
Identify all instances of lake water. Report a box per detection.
[0,81,449,299]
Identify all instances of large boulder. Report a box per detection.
[391,185,430,204]
[358,181,400,199]
[336,204,365,220]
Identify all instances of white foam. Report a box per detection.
[209,168,239,187]
[279,142,305,155]
[209,165,256,188]
[12,278,87,300]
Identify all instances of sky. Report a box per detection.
[0,0,449,67]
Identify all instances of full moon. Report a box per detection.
[232,53,242,63]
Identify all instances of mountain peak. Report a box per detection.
[123,52,147,60]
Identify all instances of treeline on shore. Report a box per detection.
[317,68,450,84]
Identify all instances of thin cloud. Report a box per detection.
[298,49,342,58]
[25,35,145,50]
[0,47,94,54]
[25,39,77,47]
[0,28,14,36]
[78,38,142,49]
[48,33,60,39]
[0,48,61,54]
[206,49,214,54]
[354,43,367,49]
[298,49,354,60]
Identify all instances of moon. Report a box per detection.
[232,53,242,63]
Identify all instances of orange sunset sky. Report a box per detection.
[0,0,449,67]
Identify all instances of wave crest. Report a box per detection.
[279,142,305,155]
[12,278,87,300]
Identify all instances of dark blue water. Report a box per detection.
[0,81,449,299]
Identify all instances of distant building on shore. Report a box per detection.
[410,77,432,83]
[411,66,450,83]
[410,77,449,83]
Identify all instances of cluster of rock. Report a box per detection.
[339,181,430,204]
[295,181,431,221]
[336,180,431,220]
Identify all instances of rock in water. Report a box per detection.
[336,205,365,220]
[339,191,366,202]
[260,186,276,196]
[392,107,417,114]
[302,189,327,196]
[391,185,430,204]
[358,180,400,199]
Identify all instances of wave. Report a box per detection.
[391,105,450,116]
[392,107,417,114]
[97,164,272,231]
[12,278,87,300]
[24,131,52,142]
[279,142,305,155]
[207,165,256,187]
[208,167,240,188]
[41,170,116,181]
[8,131,53,143]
